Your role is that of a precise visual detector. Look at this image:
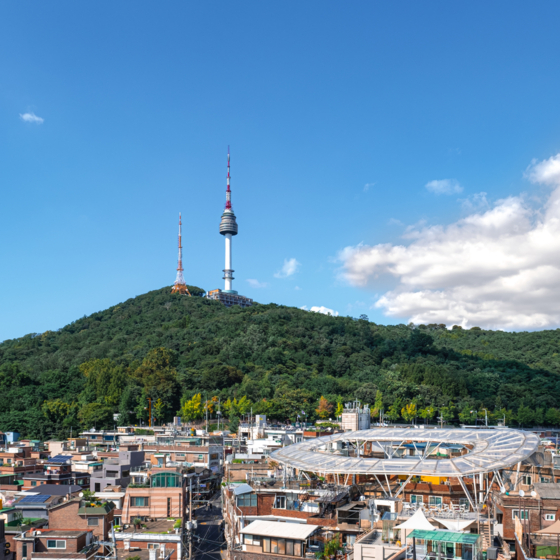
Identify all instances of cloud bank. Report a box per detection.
[20,112,44,124]
[274,258,300,278]
[339,154,560,330]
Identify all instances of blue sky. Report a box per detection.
[2,1,560,341]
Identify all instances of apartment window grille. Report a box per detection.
[429,496,443,506]
[88,518,99,526]
[512,510,529,520]
[522,475,532,486]
[47,541,66,549]
[546,514,556,521]
[410,495,423,504]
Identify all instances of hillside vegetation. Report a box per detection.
[1,286,560,439]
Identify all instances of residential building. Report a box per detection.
[114,519,182,560]
[22,456,90,489]
[121,469,186,524]
[48,497,115,543]
[90,451,144,492]
[14,529,97,560]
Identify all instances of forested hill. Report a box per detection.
[1,286,560,439]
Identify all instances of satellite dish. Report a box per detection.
[519,489,525,497]
[500,487,506,494]
[531,491,537,498]
[79,492,84,498]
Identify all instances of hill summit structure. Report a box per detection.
[207,148,253,308]
[171,212,191,295]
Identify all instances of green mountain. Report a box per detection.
[1,286,560,439]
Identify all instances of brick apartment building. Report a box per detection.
[121,469,186,524]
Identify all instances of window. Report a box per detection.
[210,453,219,460]
[546,514,556,521]
[237,493,257,507]
[147,544,160,550]
[197,455,204,462]
[151,473,181,488]
[459,498,469,508]
[294,542,302,557]
[22,544,27,559]
[88,518,99,526]
[131,497,149,507]
[541,477,550,483]
[512,510,529,520]
[429,496,442,506]
[275,496,286,509]
[31,481,37,487]
[522,475,532,486]
[263,538,271,553]
[47,541,66,549]
[410,495,423,504]
[286,541,294,555]
[95,483,100,492]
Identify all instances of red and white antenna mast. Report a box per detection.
[225,146,232,210]
[171,213,191,295]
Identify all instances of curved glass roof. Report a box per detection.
[270,428,539,476]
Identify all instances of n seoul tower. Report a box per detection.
[219,148,238,293]
[207,149,253,308]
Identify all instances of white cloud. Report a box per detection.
[338,153,560,330]
[425,179,463,195]
[294,286,302,290]
[299,305,308,310]
[388,218,404,226]
[310,306,339,317]
[459,192,489,212]
[364,182,375,192]
[20,112,44,124]
[274,258,300,278]
[247,279,268,288]
[525,154,560,186]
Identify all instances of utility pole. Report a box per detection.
[205,393,208,433]
[189,477,193,560]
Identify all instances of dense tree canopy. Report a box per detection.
[2,286,560,438]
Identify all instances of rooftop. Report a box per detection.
[120,519,179,535]
[271,428,539,476]
[240,520,318,540]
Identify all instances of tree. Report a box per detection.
[371,390,383,419]
[516,405,534,427]
[133,348,180,422]
[419,405,435,425]
[78,403,114,429]
[385,403,400,423]
[401,403,417,424]
[439,404,456,425]
[316,396,334,419]
[335,401,344,419]
[179,394,203,422]
[546,408,560,427]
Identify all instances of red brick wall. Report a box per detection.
[270,508,311,520]
[48,501,114,541]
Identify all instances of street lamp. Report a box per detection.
[470,410,478,426]
[481,409,488,427]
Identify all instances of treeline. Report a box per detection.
[1,286,560,439]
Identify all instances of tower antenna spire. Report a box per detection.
[225,146,232,210]
[171,212,191,295]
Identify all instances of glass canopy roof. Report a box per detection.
[270,428,539,476]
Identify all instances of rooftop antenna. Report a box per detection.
[171,213,191,296]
